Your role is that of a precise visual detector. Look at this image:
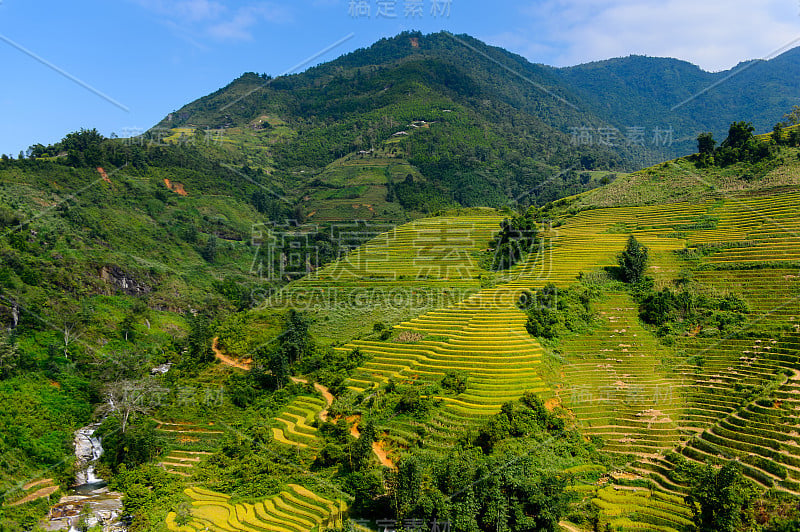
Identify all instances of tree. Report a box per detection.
[62,128,105,167]
[789,129,800,147]
[280,309,311,363]
[186,312,213,365]
[350,420,376,471]
[267,349,289,389]
[617,235,649,283]
[772,123,786,145]
[96,379,160,433]
[0,334,19,379]
[783,105,800,126]
[685,461,757,532]
[119,313,136,342]
[490,215,538,271]
[721,121,755,149]
[697,132,716,155]
[201,234,218,262]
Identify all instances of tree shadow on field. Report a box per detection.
[603,265,626,282]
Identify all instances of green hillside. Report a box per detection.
[6,30,800,532]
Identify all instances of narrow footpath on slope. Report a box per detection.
[212,337,252,370]
[348,415,395,469]
[217,347,393,468]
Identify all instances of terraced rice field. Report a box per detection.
[167,485,347,532]
[3,478,59,506]
[154,418,226,477]
[576,191,800,529]
[261,189,800,530]
[291,215,503,288]
[273,216,506,342]
[558,293,685,456]
[271,395,326,449]
[158,450,212,478]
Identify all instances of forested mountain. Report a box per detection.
[555,47,800,154]
[157,31,800,182]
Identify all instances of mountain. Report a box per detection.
[5,30,800,532]
[146,31,800,218]
[555,48,800,153]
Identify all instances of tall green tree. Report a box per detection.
[201,234,218,263]
[490,215,538,271]
[186,312,213,365]
[685,461,757,532]
[0,334,19,379]
[280,309,311,363]
[721,121,755,149]
[772,123,786,145]
[783,105,800,126]
[617,235,649,284]
[697,132,716,155]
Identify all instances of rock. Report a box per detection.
[98,265,151,296]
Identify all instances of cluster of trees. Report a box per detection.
[518,283,596,339]
[617,235,649,283]
[637,284,748,338]
[307,390,589,531]
[696,121,775,167]
[489,214,539,270]
[251,309,312,390]
[614,236,748,339]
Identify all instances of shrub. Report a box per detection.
[617,236,649,284]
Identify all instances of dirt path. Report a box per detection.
[314,383,334,422]
[348,415,361,438]
[96,167,112,185]
[346,415,395,469]
[7,485,59,506]
[164,178,188,196]
[212,337,251,370]
[371,441,395,469]
[210,350,391,467]
[559,521,583,532]
[22,478,53,491]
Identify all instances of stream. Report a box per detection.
[42,424,127,532]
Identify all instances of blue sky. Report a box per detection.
[1,0,798,155]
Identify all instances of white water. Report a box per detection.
[74,424,104,486]
[43,424,126,532]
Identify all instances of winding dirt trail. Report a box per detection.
[346,415,395,469]
[371,441,394,469]
[314,383,334,422]
[209,347,392,468]
[558,521,582,532]
[212,337,251,370]
[7,485,59,506]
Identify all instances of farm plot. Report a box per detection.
[276,215,505,342]
[271,395,326,449]
[167,484,347,532]
[558,293,685,456]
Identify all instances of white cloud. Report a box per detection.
[207,5,290,41]
[131,0,290,42]
[486,0,800,71]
